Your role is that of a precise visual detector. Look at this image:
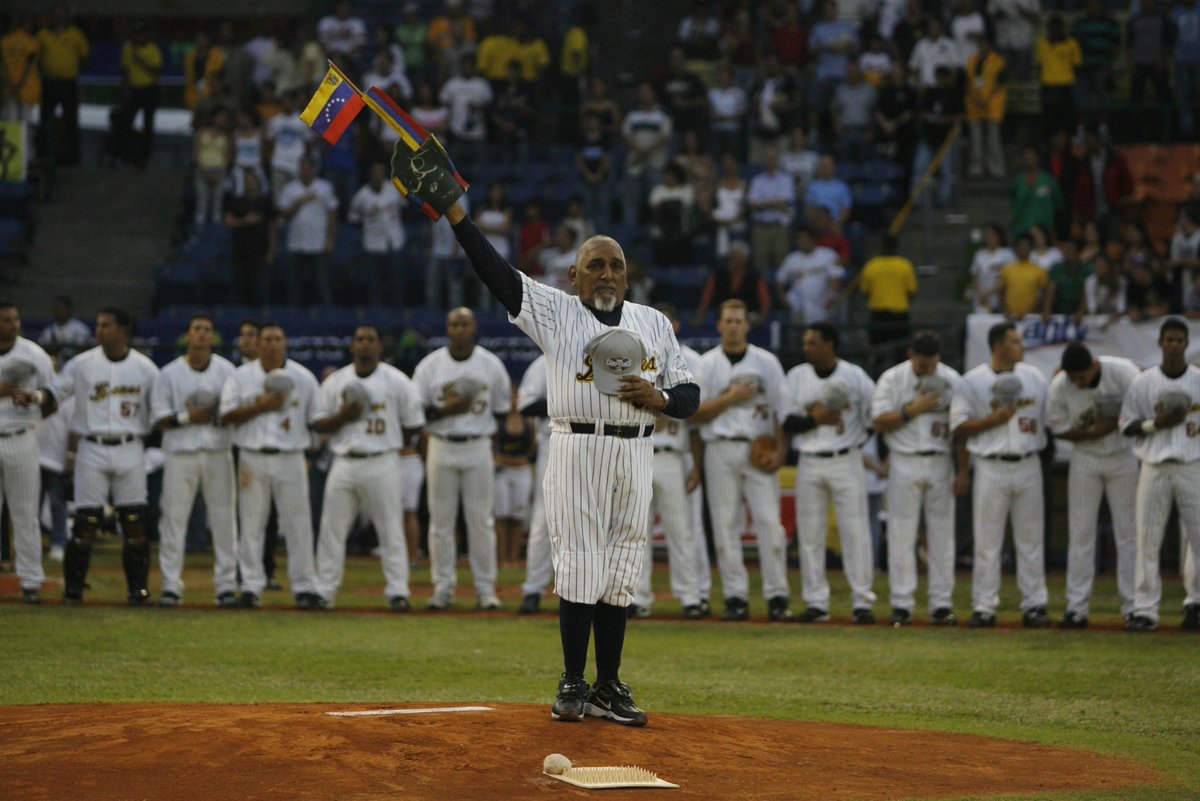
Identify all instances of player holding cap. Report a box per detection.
[149,312,238,607]
[412,307,512,611]
[312,325,425,610]
[391,135,698,726]
[0,303,55,604]
[950,321,1050,628]
[1119,318,1200,631]
[783,322,878,624]
[1048,342,1141,628]
[219,323,322,610]
[871,330,963,626]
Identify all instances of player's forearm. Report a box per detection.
[690,392,735,424]
[221,404,265,426]
[872,410,906,433]
[781,412,818,434]
[954,414,1007,437]
[452,215,523,316]
[311,415,346,434]
[662,382,700,420]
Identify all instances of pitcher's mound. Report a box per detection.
[0,703,1156,800]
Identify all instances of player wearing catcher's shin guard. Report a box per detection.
[392,128,699,726]
[118,506,152,604]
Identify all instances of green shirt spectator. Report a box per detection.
[1011,146,1063,238]
[394,3,428,74]
[1044,241,1093,316]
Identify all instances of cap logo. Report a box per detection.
[606,356,632,372]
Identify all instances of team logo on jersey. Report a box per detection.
[89,382,142,402]
[642,356,657,372]
[576,356,594,384]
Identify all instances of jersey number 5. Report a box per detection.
[120,401,138,417]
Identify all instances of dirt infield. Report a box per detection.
[0,703,1156,801]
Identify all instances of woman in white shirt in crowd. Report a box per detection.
[1081,253,1127,328]
[969,223,1015,312]
[1028,223,1063,270]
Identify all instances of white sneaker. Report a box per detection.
[48,545,64,562]
[477,595,501,611]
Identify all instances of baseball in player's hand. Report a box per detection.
[617,376,667,410]
[953,468,971,496]
[909,390,941,416]
[809,403,842,426]
[257,390,287,412]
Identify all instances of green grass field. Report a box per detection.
[3,542,1198,801]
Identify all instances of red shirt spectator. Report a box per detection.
[772,5,810,69]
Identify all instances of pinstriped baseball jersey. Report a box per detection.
[219,359,319,451]
[150,354,237,452]
[871,361,962,454]
[695,344,786,441]
[653,345,702,451]
[786,360,876,453]
[1119,364,1200,464]
[412,345,512,437]
[312,363,425,455]
[508,272,695,424]
[1048,355,1140,457]
[950,362,1048,456]
[0,337,54,432]
[47,346,159,436]
[518,354,549,451]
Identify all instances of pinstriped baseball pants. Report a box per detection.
[0,429,43,590]
[1065,449,1138,618]
[1133,460,1200,622]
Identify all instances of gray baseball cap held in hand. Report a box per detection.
[585,328,648,396]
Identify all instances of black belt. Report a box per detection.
[85,434,136,446]
[0,427,32,439]
[807,447,853,458]
[717,437,750,443]
[248,447,284,455]
[908,450,945,457]
[343,451,387,459]
[653,447,680,454]
[569,422,654,438]
[982,452,1034,462]
[434,434,483,443]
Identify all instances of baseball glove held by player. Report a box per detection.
[391,135,469,220]
[750,436,777,472]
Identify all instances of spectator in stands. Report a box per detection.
[889,1,926,66]
[691,240,771,327]
[677,0,721,61]
[1043,238,1091,318]
[805,154,853,229]
[1169,205,1200,310]
[776,226,845,324]
[720,6,758,94]
[410,80,449,137]
[217,22,254,108]
[1078,218,1104,263]
[516,198,551,273]
[490,60,533,165]
[278,155,337,306]
[580,76,622,138]
[710,151,748,259]
[1029,224,1064,271]
[513,19,549,88]
[660,46,709,144]
[1,15,40,123]
[708,66,748,160]
[1070,0,1121,123]
[347,162,406,306]
[537,225,578,294]
[859,234,917,348]
[255,31,298,96]
[183,30,224,112]
[1127,0,1175,116]
[998,234,1048,317]
[874,62,917,171]
[807,0,859,137]
[831,62,877,163]
[674,129,716,214]
[911,66,963,209]
[989,0,1039,81]
[193,109,234,226]
[394,3,429,83]
[908,16,960,89]
[440,53,493,165]
[231,110,264,180]
[780,126,820,199]
[562,196,595,248]
[649,163,697,267]
[965,33,1007,180]
[37,295,91,362]
[1175,0,1200,140]
[575,114,612,225]
[223,170,275,307]
[317,0,367,66]
[812,206,851,266]
[112,21,162,168]
[971,223,1016,312]
[431,1,478,82]
[476,19,519,86]
[294,24,328,88]
[621,82,673,227]
[1011,146,1063,240]
[949,0,986,65]
[858,34,892,88]
[769,3,809,73]
[747,146,796,271]
[265,89,312,204]
[749,55,798,163]
[364,49,413,104]
[1060,125,1134,227]
[1125,257,1173,322]
[1036,15,1082,139]
[1082,253,1126,325]
[365,22,406,79]
[557,6,594,143]
[477,182,514,264]
[428,193,469,307]
[36,3,88,165]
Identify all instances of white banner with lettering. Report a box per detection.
[965,315,1200,377]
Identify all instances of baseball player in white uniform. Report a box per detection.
[692,299,793,622]
[0,303,55,604]
[494,390,536,569]
[219,323,321,609]
[32,308,159,605]
[516,354,553,614]
[784,322,878,624]
[412,181,697,727]
[1119,318,1200,631]
[312,325,425,610]
[412,308,512,611]
[950,321,1050,628]
[631,302,704,620]
[1048,342,1141,628]
[149,313,238,607]
[871,330,963,626]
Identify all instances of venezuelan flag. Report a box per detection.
[300,66,365,145]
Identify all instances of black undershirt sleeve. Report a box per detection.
[520,398,549,418]
[663,383,700,419]
[452,217,524,317]
[782,413,817,434]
